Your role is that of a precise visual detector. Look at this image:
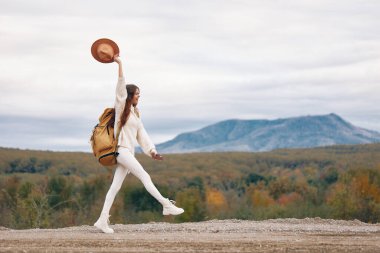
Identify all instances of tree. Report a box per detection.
[175,187,206,222]
[205,188,227,216]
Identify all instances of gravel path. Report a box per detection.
[1,218,379,252]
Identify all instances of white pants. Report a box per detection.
[99,147,166,215]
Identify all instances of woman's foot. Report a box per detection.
[94,213,114,233]
[162,199,184,215]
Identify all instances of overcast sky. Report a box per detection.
[0,0,379,152]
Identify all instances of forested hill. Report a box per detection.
[0,147,103,177]
[1,143,380,180]
[1,143,380,229]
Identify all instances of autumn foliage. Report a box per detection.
[1,143,380,228]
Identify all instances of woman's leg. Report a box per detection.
[117,148,167,204]
[95,161,130,233]
[118,148,184,215]
[99,164,130,215]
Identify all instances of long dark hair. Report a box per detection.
[119,84,140,128]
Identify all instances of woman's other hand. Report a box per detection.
[151,153,164,161]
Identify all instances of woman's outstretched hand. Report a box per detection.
[151,153,164,161]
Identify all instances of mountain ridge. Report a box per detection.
[156,113,380,153]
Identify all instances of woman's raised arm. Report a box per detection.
[114,55,127,121]
[113,54,123,78]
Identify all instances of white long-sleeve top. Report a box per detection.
[114,76,157,156]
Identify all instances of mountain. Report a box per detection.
[156,113,380,153]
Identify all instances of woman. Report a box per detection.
[94,55,184,234]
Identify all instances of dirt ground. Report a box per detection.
[1,218,379,253]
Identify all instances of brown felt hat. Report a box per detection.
[91,38,120,63]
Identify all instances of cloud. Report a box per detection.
[0,114,90,151]
[0,0,379,150]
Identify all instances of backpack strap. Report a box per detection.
[113,125,121,157]
[115,126,121,142]
[114,108,130,155]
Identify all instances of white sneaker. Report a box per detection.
[94,213,114,234]
[162,199,184,216]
